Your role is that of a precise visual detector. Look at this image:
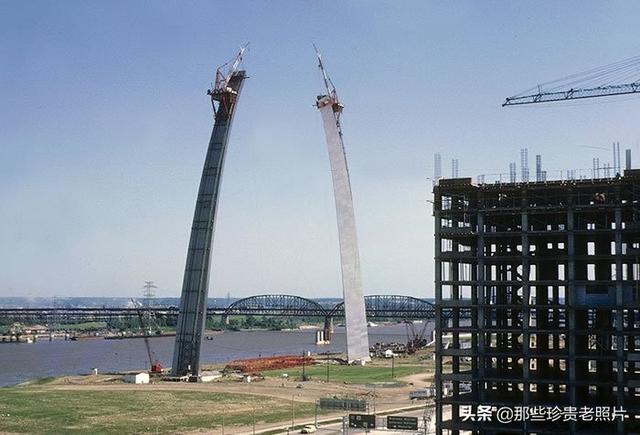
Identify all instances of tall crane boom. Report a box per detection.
[503,82,640,106]
[131,298,162,373]
[208,43,248,115]
[314,44,341,111]
[503,54,640,106]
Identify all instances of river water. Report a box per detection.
[0,323,432,387]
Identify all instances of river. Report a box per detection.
[0,323,433,387]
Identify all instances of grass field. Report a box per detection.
[0,387,319,434]
[264,363,428,384]
[58,321,108,331]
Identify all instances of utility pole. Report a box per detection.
[372,385,377,414]
[391,354,395,379]
[326,358,330,382]
[291,394,296,431]
[314,402,318,427]
[302,351,306,381]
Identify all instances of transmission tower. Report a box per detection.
[142,281,157,307]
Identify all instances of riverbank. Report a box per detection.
[0,320,327,344]
[0,324,433,387]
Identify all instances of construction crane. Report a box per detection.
[404,320,430,354]
[207,43,248,115]
[313,44,342,116]
[131,298,163,374]
[503,54,640,106]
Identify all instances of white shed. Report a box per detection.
[123,372,150,384]
[200,371,223,383]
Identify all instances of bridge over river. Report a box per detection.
[0,294,439,323]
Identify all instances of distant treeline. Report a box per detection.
[0,315,324,333]
[98,315,308,332]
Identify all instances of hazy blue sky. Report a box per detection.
[1,1,640,299]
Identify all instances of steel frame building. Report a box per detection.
[434,171,640,434]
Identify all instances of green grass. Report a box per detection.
[29,377,57,386]
[264,363,428,384]
[57,322,107,331]
[0,387,320,434]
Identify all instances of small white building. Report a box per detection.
[200,371,223,383]
[383,349,395,358]
[123,372,149,384]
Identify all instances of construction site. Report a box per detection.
[429,52,640,435]
[4,3,640,432]
[434,168,640,434]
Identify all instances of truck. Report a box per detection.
[409,388,435,400]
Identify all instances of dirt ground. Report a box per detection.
[37,371,431,434]
[47,374,412,405]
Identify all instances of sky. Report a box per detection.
[1,1,640,300]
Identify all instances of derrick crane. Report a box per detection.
[314,44,342,117]
[503,55,640,106]
[208,44,248,115]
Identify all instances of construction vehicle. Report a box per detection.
[409,387,435,400]
[404,320,430,354]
